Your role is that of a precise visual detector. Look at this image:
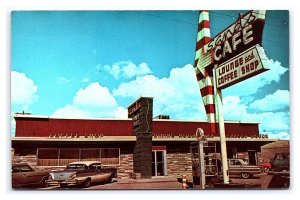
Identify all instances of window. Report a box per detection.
[37,149,59,166]
[101,148,119,165]
[12,165,33,173]
[66,164,87,170]
[90,163,103,170]
[60,149,80,166]
[37,148,120,166]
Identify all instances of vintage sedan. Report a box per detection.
[227,158,261,179]
[46,161,117,188]
[259,160,272,173]
[12,163,50,188]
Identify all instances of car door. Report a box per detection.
[228,159,242,176]
[90,163,109,182]
[12,165,25,186]
[12,164,38,186]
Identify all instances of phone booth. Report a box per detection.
[190,140,219,189]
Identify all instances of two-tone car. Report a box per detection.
[46,161,117,188]
[227,158,261,179]
[12,163,50,188]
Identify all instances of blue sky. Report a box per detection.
[11,10,289,139]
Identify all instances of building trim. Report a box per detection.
[11,136,278,143]
[14,114,260,124]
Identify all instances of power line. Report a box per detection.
[139,12,198,26]
[140,11,287,30]
[210,11,287,29]
[138,12,286,45]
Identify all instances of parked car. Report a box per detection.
[259,160,272,173]
[12,163,50,188]
[46,161,117,188]
[227,158,261,179]
[270,153,290,172]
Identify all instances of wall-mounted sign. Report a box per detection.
[198,10,266,71]
[216,44,269,89]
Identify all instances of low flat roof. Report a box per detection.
[14,114,260,124]
[11,136,278,142]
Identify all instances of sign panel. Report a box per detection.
[128,97,153,135]
[127,97,153,179]
[216,44,269,89]
[198,10,266,70]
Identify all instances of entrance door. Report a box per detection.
[248,150,257,165]
[152,151,166,176]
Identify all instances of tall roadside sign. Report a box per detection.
[193,10,269,184]
[128,97,153,179]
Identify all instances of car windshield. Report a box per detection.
[66,164,87,170]
[239,159,249,165]
[12,165,33,172]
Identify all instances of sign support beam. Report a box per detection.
[213,66,230,184]
[199,141,206,189]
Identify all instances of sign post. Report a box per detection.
[194,10,269,185]
[196,128,207,189]
[213,67,230,184]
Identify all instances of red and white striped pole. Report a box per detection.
[194,10,230,184]
[193,11,216,136]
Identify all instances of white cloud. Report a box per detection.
[51,105,91,118]
[11,71,39,136]
[73,82,117,109]
[81,78,90,83]
[113,64,206,120]
[249,90,289,112]
[223,96,248,119]
[102,61,152,79]
[51,82,123,118]
[265,131,290,140]
[114,106,128,119]
[57,76,71,84]
[222,95,289,138]
[11,71,38,111]
[223,59,288,97]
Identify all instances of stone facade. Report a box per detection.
[13,154,38,168]
[12,152,134,179]
[167,152,193,180]
[116,153,134,179]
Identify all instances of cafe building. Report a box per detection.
[11,103,277,179]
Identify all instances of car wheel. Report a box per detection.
[263,167,270,173]
[107,175,114,183]
[241,172,250,179]
[281,168,289,172]
[60,183,68,188]
[82,178,91,188]
[41,177,49,188]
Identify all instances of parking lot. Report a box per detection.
[39,173,275,190]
